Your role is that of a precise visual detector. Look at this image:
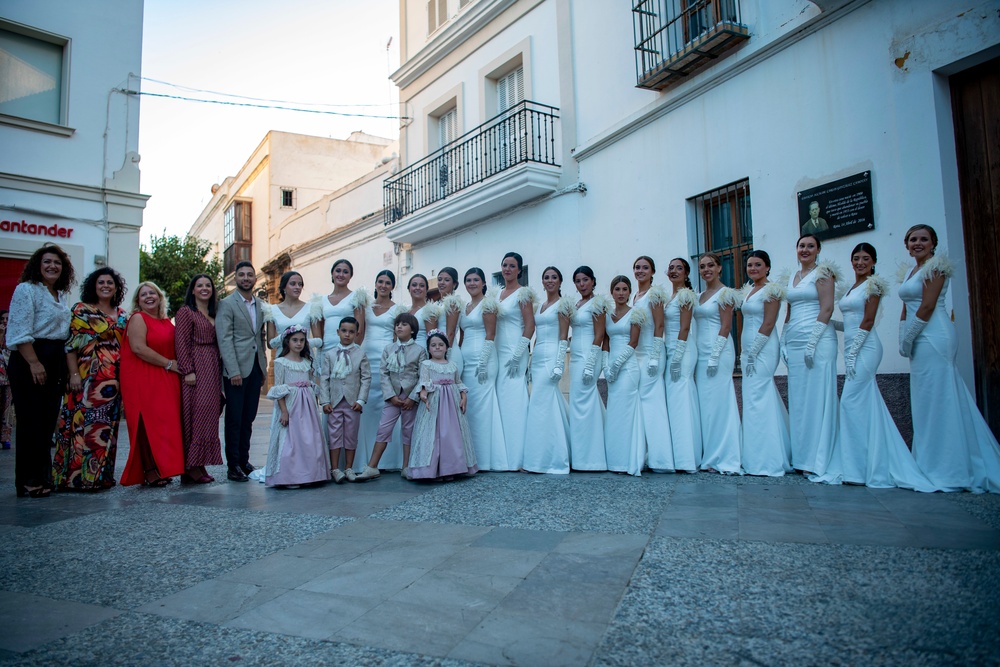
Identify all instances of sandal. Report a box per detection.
[17,485,51,498]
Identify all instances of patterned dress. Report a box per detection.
[0,339,10,448]
[175,307,224,468]
[52,303,127,490]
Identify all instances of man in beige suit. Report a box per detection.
[216,261,267,482]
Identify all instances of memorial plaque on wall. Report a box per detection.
[796,171,874,241]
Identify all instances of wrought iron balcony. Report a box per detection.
[384,101,559,229]
[633,0,749,90]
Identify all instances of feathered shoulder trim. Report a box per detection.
[628,307,647,327]
[418,301,442,321]
[761,281,786,302]
[514,286,538,307]
[441,292,464,313]
[863,274,890,299]
[275,356,312,371]
[919,254,953,281]
[716,287,742,308]
[350,289,371,310]
[672,288,696,309]
[480,295,500,315]
[647,284,669,307]
[260,303,275,323]
[389,303,408,319]
[589,294,612,315]
[815,260,843,284]
[308,294,324,323]
[737,283,753,305]
[556,295,577,318]
[895,262,912,285]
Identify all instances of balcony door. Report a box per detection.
[437,107,459,196]
[496,67,524,169]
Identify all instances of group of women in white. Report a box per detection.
[264,223,1000,493]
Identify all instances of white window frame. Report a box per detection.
[279,187,296,209]
[0,19,72,135]
[427,0,449,35]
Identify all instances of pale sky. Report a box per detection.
[138,0,400,243]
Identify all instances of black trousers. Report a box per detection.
[8,340,67,491]
[223,360,263,470]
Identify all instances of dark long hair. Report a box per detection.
[797,233,822,250]
[668,258,693,290]
[850,242,878,275]
[904,224,938,253]
[542,265,563,296]
[374,269,396,300]
[502,252,524,279]
[80,267,127,307]
[464,267,488,294]
[20,244,75,291]
[184,273,218,318]
[279,329,312,360]
[278,271,303,302]
[633,255,656,274]
[745,250,771,277]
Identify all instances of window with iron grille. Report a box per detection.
[280,188,295,209]
[223,201,252,275]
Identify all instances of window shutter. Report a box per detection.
[497,67,524,113]
[438,108,457,147]
[427,0,436,32]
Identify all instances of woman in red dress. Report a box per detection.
[120,282,184,486]
[175,274,224,483]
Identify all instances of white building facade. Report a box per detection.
[355,0,997,431]
[0,0,147,308]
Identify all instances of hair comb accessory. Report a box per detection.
[283,324,308,338]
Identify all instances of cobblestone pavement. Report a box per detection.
[2,400,999,666]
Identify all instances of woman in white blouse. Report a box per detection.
[6,245,76,498]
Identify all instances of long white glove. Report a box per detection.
[706,335,727,377]
[844,329,869,380]
[899,317,928,359]
[646,337,664,377]
[504,336,531,379]
[606,346,634,383]
[803,321,827,369]
[669,339,687,382]
[582,345,601,385]
[550,340,568,381]
[743,332,769,377]
[477,339,495,384]
[601,350,609,380]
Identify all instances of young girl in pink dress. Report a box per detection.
[405,331,478,481]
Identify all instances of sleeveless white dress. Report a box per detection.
[264,297,321,343]
[459,297,508,470]
[783,265,839,475]
[356,303,406,471]
[320,290,368,352]
[632,287,674,471]
[693,288,742,474]
[604,308,645,476]
[811,275,937,491]
[739,283,791,476]
[899,255,1000,492]
[494,287,534,470]
[522,298,572,474]
[664,288,701,472]
[568,296,608,471]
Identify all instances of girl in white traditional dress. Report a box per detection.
[406,331,478,481]
[406,274,437,349]
[664,259,701,473]
[693,253,742,474]
[781,234,841,475]
[320,259,369,352]
[523,267,574,474]
[264,327,329,488]
[739,250,792,476]
[568,266,609,471]
[429,267,464,377]
[604,275,646,476]
[263,271,323,355]
[898,224,1000,492]
[459,268,507,470]
[631,256,673,471]
[811,242,936,491]
[356,269,407,476]
[495,252,536,470]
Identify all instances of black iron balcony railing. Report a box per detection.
[633,0,749,90]
[384,100,559,226]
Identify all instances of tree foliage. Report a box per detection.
[139,233,223,317]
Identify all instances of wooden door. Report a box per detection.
[950,55,1000,437]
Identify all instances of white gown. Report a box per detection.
[664,288,701,472]
[568,296,608,471]
[604,308,645,476]
[522,298,572,474]
[783,264,839,475]
[264,297,321,342]
[412,302,439,350]
[459,297,508,470]
[632,287,674,471]
[739,283,792,476]
[437,294,464,377]
[812,275,937,491]
[494,287,534,470]
[356,303,406,471]
[693,288,742,474]
[899,255,1000,492]
[320,289,368,351]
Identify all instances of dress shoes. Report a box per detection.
[227,467,249,482]
[241,463,255,475]
[355,465,381,481]
[331,469,346,484]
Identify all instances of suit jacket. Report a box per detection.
[380,340,427,401]
[319,344,371,407]
[216,292,267,379]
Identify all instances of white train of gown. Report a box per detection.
[459,297,508,470]
[899,255,1000,492]
[568,296,608,470]
[663,289,701,472]
[693,288,742,474]
[522,299,572,474]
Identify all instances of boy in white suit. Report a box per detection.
[319,317,371,483]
